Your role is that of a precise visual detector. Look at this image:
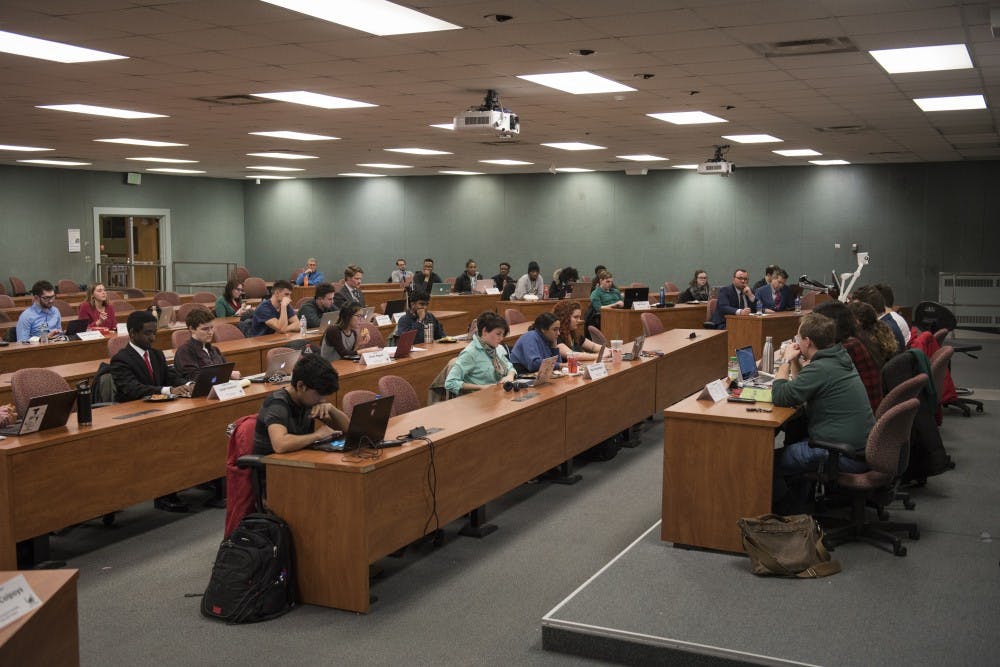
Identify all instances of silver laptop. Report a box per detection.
[246,348,302,382]
[735,345,775,386]
[315,311,339,335]
[156,305,176,329]
[621,335,645,361]
[430,282,452,296]
[513,355,558,388]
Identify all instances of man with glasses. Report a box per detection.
[710,268,757,329]
[295,258,325,287]
[16,280,63,342]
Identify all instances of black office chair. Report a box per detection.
[911,301,983,416]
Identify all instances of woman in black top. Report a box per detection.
[678,269,710,303]
[321,303,372,361]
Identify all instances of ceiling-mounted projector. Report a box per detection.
[698,144,734,176]
[454,89,519,136]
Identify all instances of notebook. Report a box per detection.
[189,362,236,398]
[735,345,775,386]
[0,389,77,436]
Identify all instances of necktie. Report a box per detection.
[143,350,155,380]
[773,290,781,309]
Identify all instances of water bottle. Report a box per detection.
[76,379,92,426]
[762,336,775,375]
[299,315,307,336]
[659,286,665,306]
[39,320,49,344]
[470,276,477,293]
[424,322,434,344]
[755,299,763,316]
[794,296,802,313]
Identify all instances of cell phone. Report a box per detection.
[727,396,755,403]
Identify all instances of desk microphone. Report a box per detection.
[688,332,697,339]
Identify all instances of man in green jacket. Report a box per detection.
[772,312,875,512]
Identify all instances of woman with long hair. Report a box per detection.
[78,283,117,330]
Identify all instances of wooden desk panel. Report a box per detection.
[430,293,498,317]
[509,298,589,323]
[565,360,656,456]
[652,330,728,411]
[725,312,803,358]
[600,304,708,341]
[0,569,79,667]
[661,395,796,553]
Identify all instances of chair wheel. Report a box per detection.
[894,544,907,557]
[977,405,984,413]
[904,500,916,510]
[909,527,920,540]
[102,513,116,526]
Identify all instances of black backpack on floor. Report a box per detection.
[201,512,294,623]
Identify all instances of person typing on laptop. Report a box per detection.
[590,271,623,311]
[297,282,337,329]
[510,312,562,374]
[173,308,240,382]
[393,289,444,344]
[321,303,373,361]
[444,312,515,395]
[16,280,63,342]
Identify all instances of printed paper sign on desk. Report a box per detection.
[76,330,105,341]
[632,300,651,310]
[583,362,608,380]
[361,350,392,366]
[209,380,245,401]
[0,574,42,631]
[374,314,392,326]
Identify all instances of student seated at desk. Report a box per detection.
[249,280,298,337]
[678,269,710,303]
[321,303,373,361]
[297,282,336,329]
[549,266,579,300]
[444,312,515,395]
[16,280,63,342]
[78,283,117,331]
[553,301,607,362]
[590,271,623,311]
[510,312,562,374]
[332,264,366,310]
[253,354,348,456]
[393,289,444,344]
[173,308,240,381]
[753,266,792,312]
[512,261,545,300]
[216,278,253,318]
[452,259,483,293]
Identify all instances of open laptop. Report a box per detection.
[383,299,406,317]
[156,305,176,329]
[246,348,302,382]
[189,362,236,398]
[312,395,395,451]
[315,311,339,335]
[389,328,417,359]
[513,355,558,388]
[430,282,452,296]
[735,345,775,386]
[622,287,649,309]
[621,335,645,361]
[0,389,77,436]
[65,319,89,338]
[360,306,375,322]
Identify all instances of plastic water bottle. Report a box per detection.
[659,286,665,306]
[39,320,49,344]
[756,300,763,316]
[794,296,802,313]
[762,336,775,374]
[299,315,307,336]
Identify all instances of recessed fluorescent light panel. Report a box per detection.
[357,163,412,169]
[773,149,821,157]
[126,157,198,164]
[249,130,339,141]
[385,147,452,155]
[147,168,205,174]
[554,167,594,173]
[648,111,727,125]
[338,172,386,177]
[17,159,91,166]
[809,160,850,166]
[430,123,455,130]
[260,0,461,36]
[541,142,605,151]
[617,154,667,162]
[672,164,699,169]
[479,159,533,166]
[246,165,305,171]
[246,175,296,180]
[723,134,782,144]
[517,71,636,95]
[870,44,973,74]
[251,91,376,109]
[96,138,187,147]
[246,152,319,160]
[0,30,127,63]
[913,94,986,112]
[439,170,483,175]
[38,104,166,119]
[0,144,52,151]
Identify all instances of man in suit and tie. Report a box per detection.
[710,268,758,329]
[110,310,193,512]
[333,264,367,310]
[754,266,792,312]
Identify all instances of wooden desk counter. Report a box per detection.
[0,384,275,569]
[0,569,79,667]
[264,329,723,612]
[725,311,804,358]
[600,304,708,342]
[661,393,796,553]
[428,293,499,316]
[507,297,590,322]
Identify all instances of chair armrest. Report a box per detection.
[809,439,865,461]
[236,454,266,470]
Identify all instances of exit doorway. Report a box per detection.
[92,208,173,290]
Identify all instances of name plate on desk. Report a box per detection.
[374,314,392,326]
[632,300,651,310]
[0,573,42,631]
[697,379,729,403]
[484,287,500,295]
[361,349,392,366]
[116,323,128,335]
[209,380,245,401]
[392,312,405,323]
[76,330,105,341]
[583,362,608,380]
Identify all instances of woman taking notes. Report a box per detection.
[510,312,562,374]
[78,283,117,331]
[445,312,515,395]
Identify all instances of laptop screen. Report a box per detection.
[735,346,758,381]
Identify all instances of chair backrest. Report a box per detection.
[342,390,378,419]
[377,375,420,416]
[663,281,680,293]
[224,414,258,538]
[213,322,245,341]
[0,294,14,308]
[641,312,665,337]
[123,288,146,298]
[932,328,948,347]
[232,266,250,283]
[171,328,192,349]
[876,373,928,420]
[0,282,5,295]
[799,291,817,311]
[0,310,9,323]
[295,296,311,309]
[108,335,130,358]
[706,298,717,320]
[243,277,268,299]
[588,325,608,347]
[9,277,26,296]
[445,276,456,285]
[107,291,123,301]
[360,321,385,348]
[865,398,920,477]
[53,299,75,316]
[191,291,216,304]
[155,291,181,306]
[628,282,646,288]
[176,302,211,323]
[111,299,134,314]
[10,368,72,416]
[290,268,304,283]
[504,308,526,325]
[928,346,954,402]
[57,279,78,294]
